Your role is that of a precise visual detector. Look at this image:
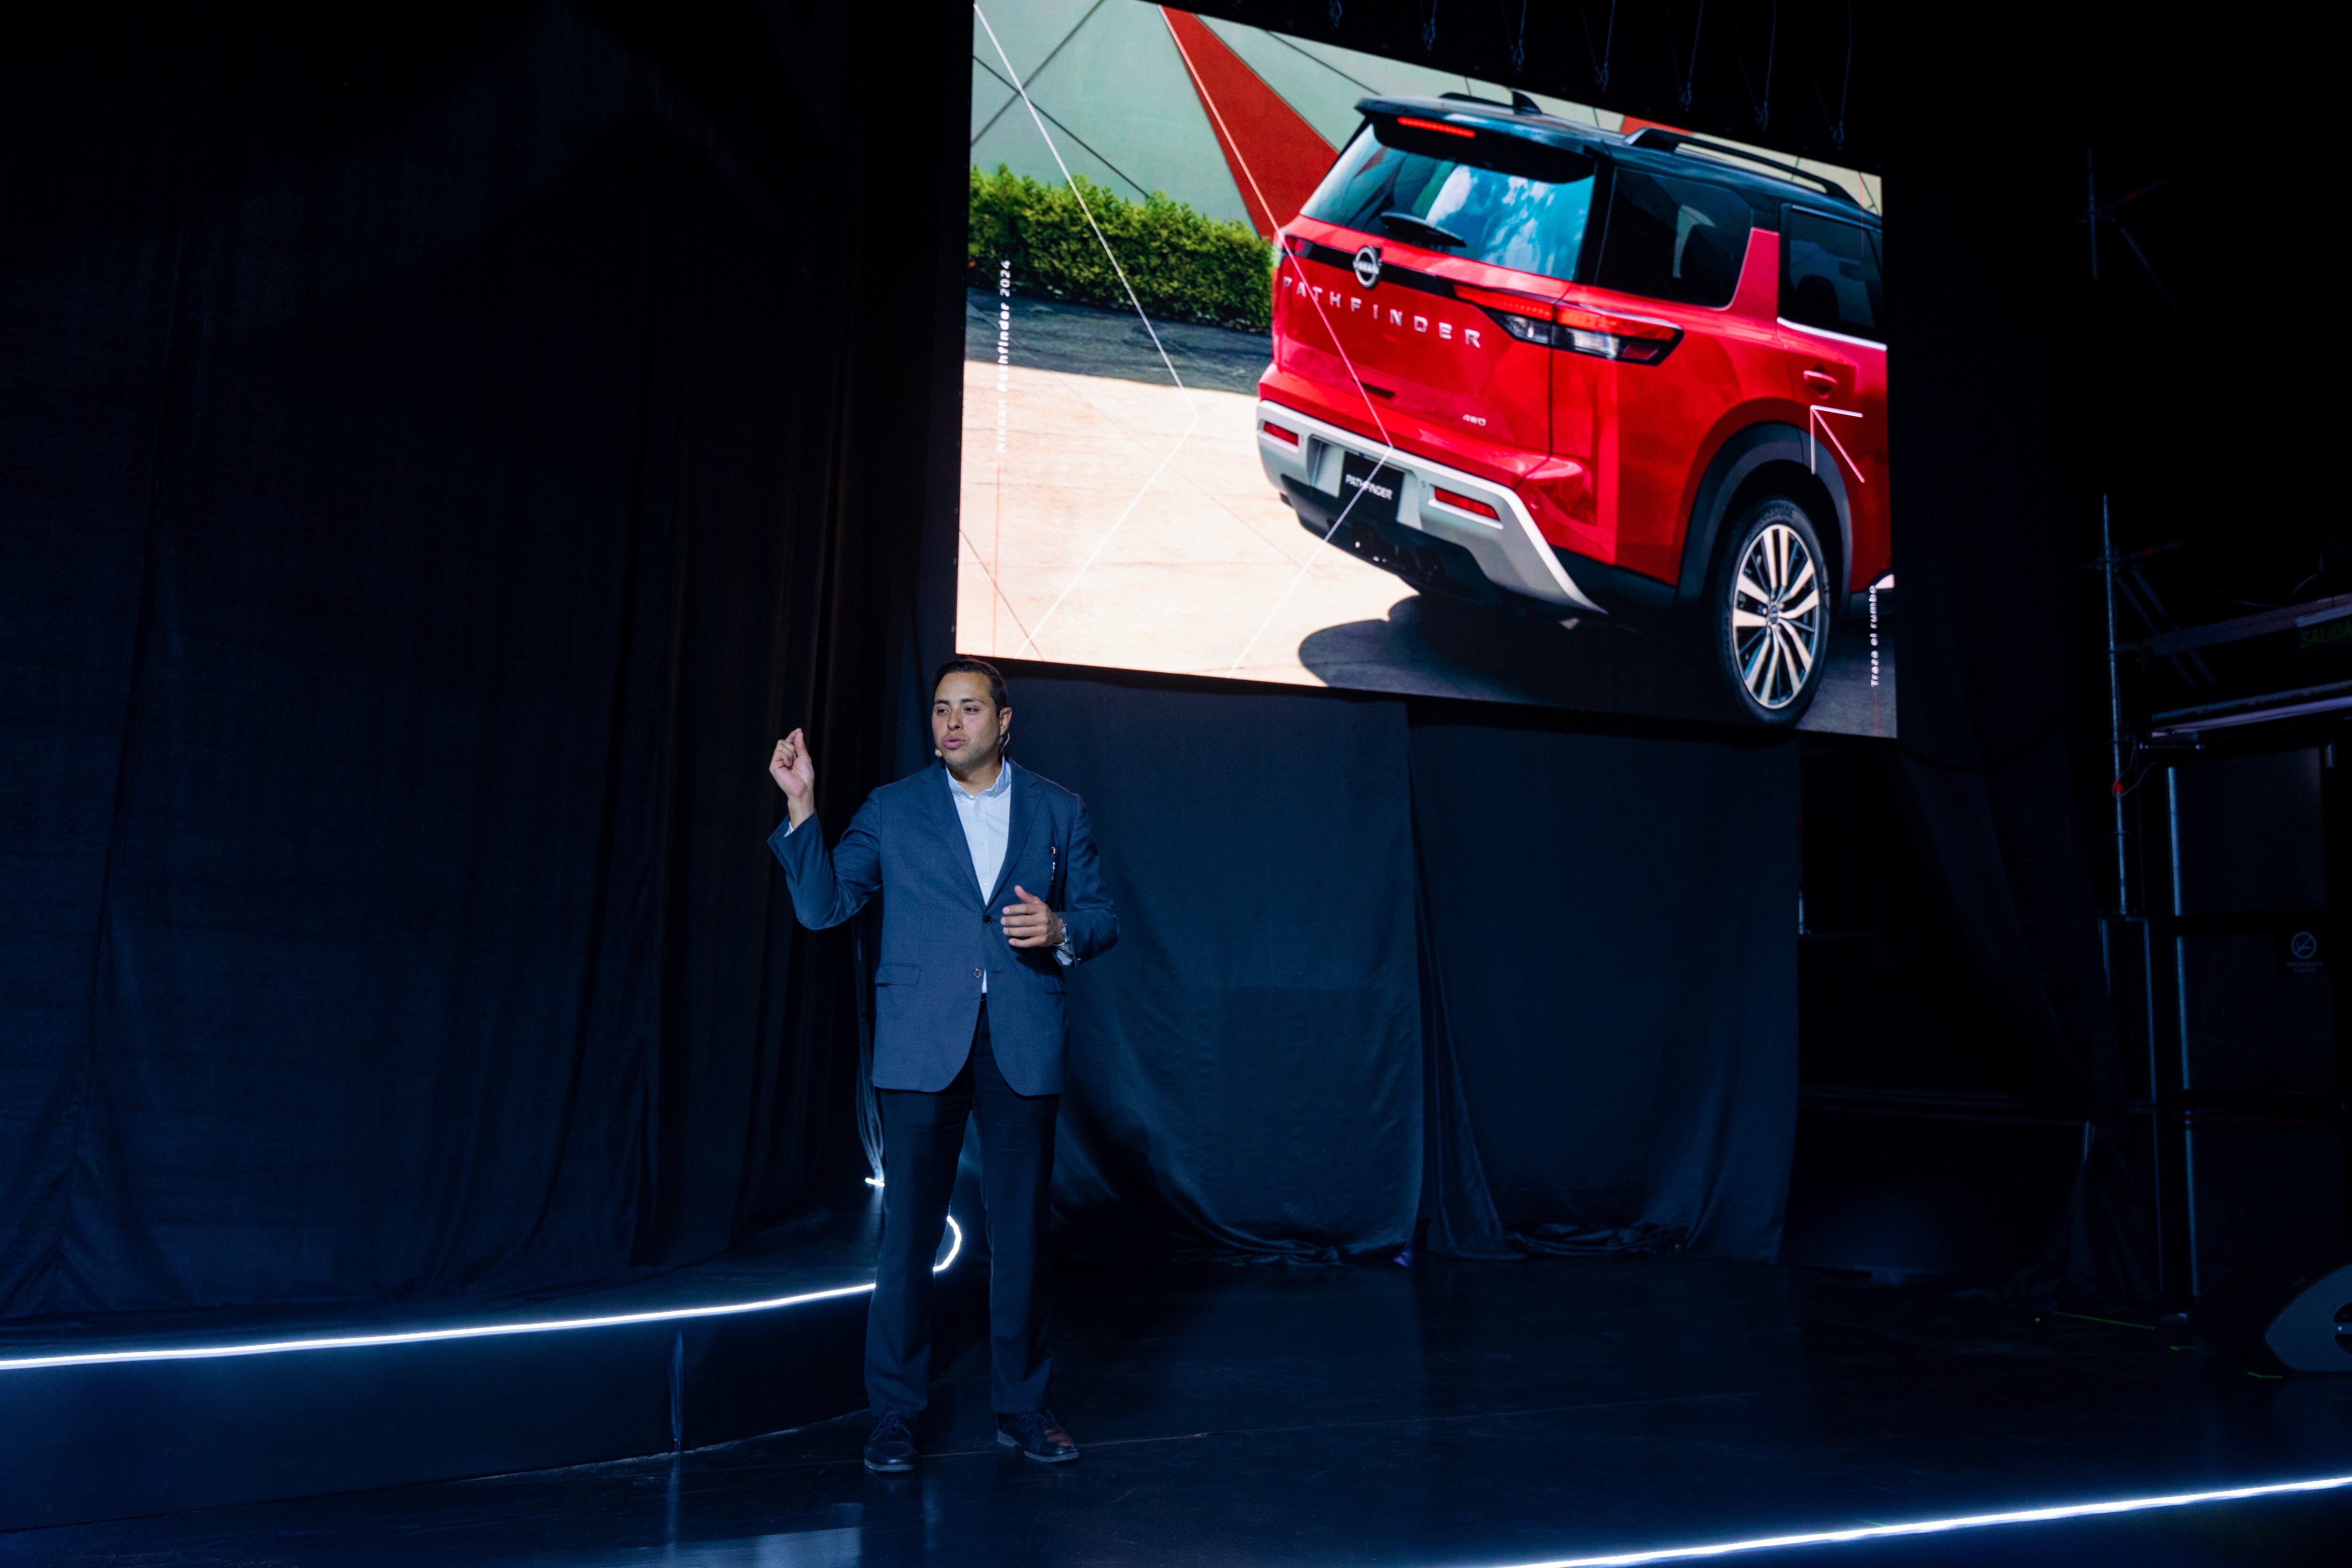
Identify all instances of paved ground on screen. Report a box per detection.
[961,291,1895,735]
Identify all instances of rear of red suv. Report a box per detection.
[1256,97,1886,724]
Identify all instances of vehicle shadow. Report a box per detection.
[1297,589,1894,736]
[1298,593,1704,718]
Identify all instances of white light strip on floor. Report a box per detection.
[1477,1473,2352,1568]
[0,1217,962,1374]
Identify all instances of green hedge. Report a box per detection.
[969,165,1273,333]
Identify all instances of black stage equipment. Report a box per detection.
[2130,744,2352,1304]
[2190,1248,2352,1374]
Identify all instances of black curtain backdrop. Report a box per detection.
[1,0,2142,1329]
[1412,717,1798,1262]
[1009,678,1425,1264]
[0,2,965,1320]
[1005,667,1800,1267]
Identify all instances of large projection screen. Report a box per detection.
[962,3,1891,734]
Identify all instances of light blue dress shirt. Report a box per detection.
[946,758,1014,901]
[946,765,1074,990]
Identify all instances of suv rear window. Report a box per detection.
[1300,122,1597,283]
[1781,209,1883,341]
[1592,170,1756,308]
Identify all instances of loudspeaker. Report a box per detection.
[2192,1246,2352,1373]
[2158,749,2347,1295]
[2168,749,2327,917]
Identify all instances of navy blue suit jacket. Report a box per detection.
[767,761,1116,1095]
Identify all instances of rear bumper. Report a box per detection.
[1254,400,1602,615]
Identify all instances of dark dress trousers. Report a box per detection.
[769,760,1116,1415]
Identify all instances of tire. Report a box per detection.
[1703,496,1830,726]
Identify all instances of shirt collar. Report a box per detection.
[947,761,1013,802]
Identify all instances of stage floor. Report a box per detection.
[7,1253,2348,1566]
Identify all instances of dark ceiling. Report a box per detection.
[1173,0,1883,170]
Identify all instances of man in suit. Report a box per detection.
[767,658,1116,1474]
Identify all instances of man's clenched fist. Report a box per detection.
[770,729,816,827]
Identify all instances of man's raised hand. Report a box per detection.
[1001,885,1065,950]
[770,729,817,827]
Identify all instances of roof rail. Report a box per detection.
[1622,127,1858,206]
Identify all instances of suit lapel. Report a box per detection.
[984,761,1043,913]
[921,762,985,906]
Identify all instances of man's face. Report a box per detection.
[932,672,1008,770]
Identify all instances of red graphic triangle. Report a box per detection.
[1160,8,1335,239]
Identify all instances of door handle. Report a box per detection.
[1802,369,1837,395]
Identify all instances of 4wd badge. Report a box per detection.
[1353,245,1382,288]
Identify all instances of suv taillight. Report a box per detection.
[1454,284,1684,365]
[1554,304,1681,364]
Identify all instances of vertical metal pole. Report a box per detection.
[2103,496,2128,917]
[2087,143,2176,1301]
[2167,770,2199,1298]
[2140,912,2168,1298]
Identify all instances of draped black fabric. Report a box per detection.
[0,2,963,1320]
[1006,674,1424,1263]
[5,2,1807,1323]
[1000,667,1798,1266]
[1412,718,1799,1262]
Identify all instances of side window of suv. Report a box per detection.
[1782,208,1883,340]
[1592,170,1755,308]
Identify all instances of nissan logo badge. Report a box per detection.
[1353,245,1382,288]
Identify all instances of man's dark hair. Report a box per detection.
[932,657,1009,713]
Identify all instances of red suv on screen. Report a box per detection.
[1255,95,1886,724]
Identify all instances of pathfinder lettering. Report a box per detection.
[1284,273,1479,348]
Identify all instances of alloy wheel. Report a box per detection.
[1728,521,1824,711]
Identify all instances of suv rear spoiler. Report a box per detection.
[1623,127,1860,207]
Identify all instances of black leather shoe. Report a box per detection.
[863,1411,916,1474]
[995,1408,1079,1465]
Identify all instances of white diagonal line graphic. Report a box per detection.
[1158,11,1411,677]
[972,3,1200,661]
[1807,404,1867,484]
[960,523,1037,652]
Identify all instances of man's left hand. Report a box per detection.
[1002,885,1065,950]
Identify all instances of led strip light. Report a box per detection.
[0,1217,961,1373]
[1471,1473,2352,1567]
